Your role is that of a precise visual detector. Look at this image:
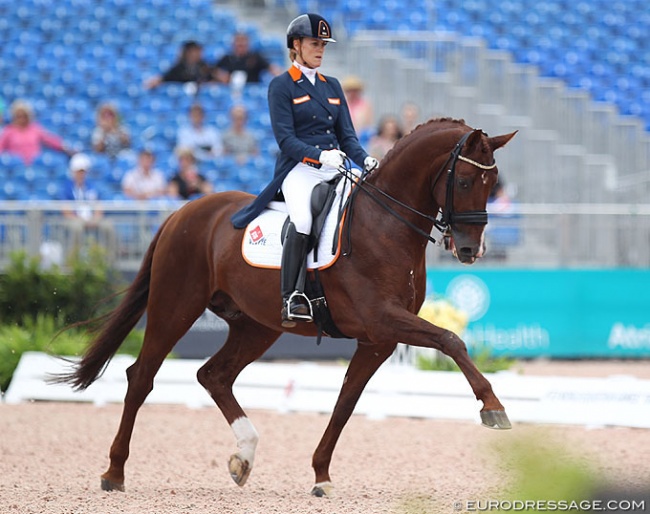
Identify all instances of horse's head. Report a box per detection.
[435,128,517,264]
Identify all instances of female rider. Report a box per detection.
[231,13,378,327]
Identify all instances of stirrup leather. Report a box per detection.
[284,291,313,321]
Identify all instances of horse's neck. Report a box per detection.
[358,159,440,250]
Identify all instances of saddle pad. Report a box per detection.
[242,173,357,270]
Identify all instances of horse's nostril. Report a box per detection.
[459,247,474,257]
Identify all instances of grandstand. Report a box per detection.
[0,0,284,200]
[1,0,650,269]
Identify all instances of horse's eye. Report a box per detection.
[458,178,470,190]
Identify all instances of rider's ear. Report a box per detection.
[488,131,518,151]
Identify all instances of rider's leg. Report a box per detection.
[280,222,311,327]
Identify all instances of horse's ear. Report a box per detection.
[488,131,518,151]
[465,128,484,150]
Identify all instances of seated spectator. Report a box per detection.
[91,102,131,160]
[400,101,421,135]
[121,149,167,200]
[60,153,116,258]
[144,40,212,90]
[176,104,223,162]
[213,32,281,86]
[222,105,259,163]
[486,179,521,259]
[368,115,403,161]
[342,76,374,134]
[0,100,73,165]
[167,148,213,200]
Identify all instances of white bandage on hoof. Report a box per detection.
[230,417,259,466]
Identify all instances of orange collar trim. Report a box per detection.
[288,66,327,83]
[288,66,302,81]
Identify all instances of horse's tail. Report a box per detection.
[52,216,172,391]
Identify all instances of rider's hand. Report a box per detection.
[364,156,379,174]
[319,149,346,170]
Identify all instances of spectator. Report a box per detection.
[121,149,167,200]
[400,101,421,135]
[222,104,259,163]
[486,179,521,259]
[176,104,223,162]
[213,32,281,86]
[144,40,212,90]
[91,102,131,160]
[60,153,116,256]
[167,148,213,200]
[342,76,374,134]
[0,100,72,165]
[368,115,403,161]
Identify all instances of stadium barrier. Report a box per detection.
[2,201,650,271]
[5,351,650,429]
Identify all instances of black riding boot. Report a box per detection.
[281,223,312,328]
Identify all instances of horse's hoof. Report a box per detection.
[228,453,252,487]
[480,410,512,430]
[100,477,125,492]
[311,481,334,497]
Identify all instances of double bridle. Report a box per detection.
[339,131,497,248]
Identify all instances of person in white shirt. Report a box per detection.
[121,149,167,200]
[176,104,223,162]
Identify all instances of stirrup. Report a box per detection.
[282,292,313,327]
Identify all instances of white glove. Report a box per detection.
[364,156,379,174]
[319,149,346,169]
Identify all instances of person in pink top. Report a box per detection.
[0,100,72,164]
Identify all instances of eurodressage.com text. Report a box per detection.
[453,499,646,512]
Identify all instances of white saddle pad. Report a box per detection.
[242,173,358,270]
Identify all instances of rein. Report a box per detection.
[338,131,496,251]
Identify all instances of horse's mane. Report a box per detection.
[378,117,486,169]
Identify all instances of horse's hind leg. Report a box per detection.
[101,296,207,492]
[196,309,280,488]
[311,341,397,497]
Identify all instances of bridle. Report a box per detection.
[339,130,497,249]
[436,130,497,228]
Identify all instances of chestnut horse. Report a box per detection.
[57,118,516,496]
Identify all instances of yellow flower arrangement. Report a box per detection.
[417,297,469,336]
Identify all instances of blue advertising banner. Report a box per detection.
[425,269,650,358]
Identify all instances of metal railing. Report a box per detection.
[2,201,649,271]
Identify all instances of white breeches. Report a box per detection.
[281,162,340,235]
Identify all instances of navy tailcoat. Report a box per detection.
[231,65,368,228]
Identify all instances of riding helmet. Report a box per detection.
[286,13,336,49]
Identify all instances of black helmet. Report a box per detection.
[286,13,336,49]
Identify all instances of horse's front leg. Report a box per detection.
[311,341,397,497]
[369,308,511,430]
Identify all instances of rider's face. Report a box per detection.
[294,37,327,69]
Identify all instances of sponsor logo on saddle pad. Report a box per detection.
[249,225,264,244]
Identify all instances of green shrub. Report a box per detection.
[0,249,144,392]
[0,314,144,392]
[416,344,515,373]
[0,247,118,326]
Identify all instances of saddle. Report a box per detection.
[280,175,342,260]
